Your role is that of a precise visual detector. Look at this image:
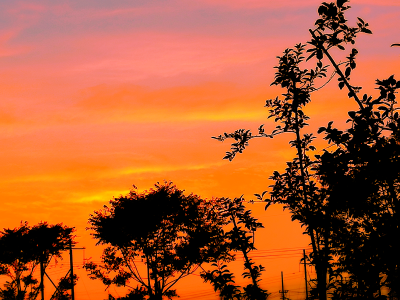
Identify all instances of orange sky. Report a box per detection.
[0,0,399,299]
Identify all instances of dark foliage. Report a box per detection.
[200,197,268,300]
[0,222,76,300]
[213,0,399,299]
[316,74,400,299]
[85,181,231,300]
[52,274,79,300]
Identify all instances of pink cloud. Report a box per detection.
[192,0,400,9]
[6,1,71,15]
[184,0,320,9]
[352,0,400,5]
[7,2,48,13]
[64,32,287,84]
[0,28,31,57]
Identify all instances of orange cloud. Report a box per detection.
[74,82,272,123]
[0,111,16,124]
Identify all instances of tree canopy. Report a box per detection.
[213,0,399,299]
[85,181,232,300]
[200,196,268,300]
[0,222,75,300]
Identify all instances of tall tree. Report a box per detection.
[317,73,400,299]
[211,0,393,299]
[85,181,232,300]
[214,37,333,300]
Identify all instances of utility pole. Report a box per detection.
[280,271,288,300]
[40,256,45,300]
[69,240,75,300]
[67,241,85,300]
[38,242,84,300]
[303,249,308,300]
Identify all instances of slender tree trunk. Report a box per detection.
[229,212,260,291]
[40,258,44,300]
[316,264,327,300]
[293,83,328,300]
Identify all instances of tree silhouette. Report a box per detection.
[51,275,79,300]
[0,222,76,300]
[85,182,233,300]
[200,196,268,300]
[212,0,400,298]
[317,75,400,299]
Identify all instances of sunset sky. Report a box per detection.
[0,0,399,299]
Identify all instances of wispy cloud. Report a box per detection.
[0,27,31,57]
[75,82,270,123]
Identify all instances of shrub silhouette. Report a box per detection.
[200,196,268,300]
